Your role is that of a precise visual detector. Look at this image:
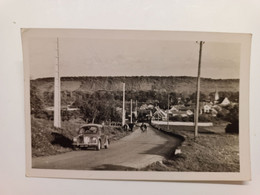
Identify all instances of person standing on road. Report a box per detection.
[128,123,134,131]
[140,122,147,132]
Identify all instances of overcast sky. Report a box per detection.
[28,37,240,79]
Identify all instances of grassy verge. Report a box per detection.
[31,116,130,157]
[143,122,239,172]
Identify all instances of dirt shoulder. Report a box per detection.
[143,122,239,172]
[31,117,131,157]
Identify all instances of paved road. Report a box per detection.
[32,125,181,170]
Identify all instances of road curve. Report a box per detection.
[32,125,181,170]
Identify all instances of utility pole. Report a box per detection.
[130,99,133,123]
[54,38,61,128]
[167,94,170,131]
[122,83,125,126]
[135,100,138,119]
[194,41,205,138]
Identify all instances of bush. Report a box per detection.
[30,85,44,114]
[225,105,239,134]
[217,108,230,119]
[34,110,53,120]
[182,116,189,122]
[170,115,182,122]
[225,120,239,134]
[199,114,212,122]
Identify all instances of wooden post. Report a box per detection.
[167,94,170,131]
[194,41,204,138]
[122,83,125,126]
[54,37,61,128]
[130,99,133,123]
[135,100,138,119]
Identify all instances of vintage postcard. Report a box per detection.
[22,29,251,181]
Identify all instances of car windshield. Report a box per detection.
[79,126,98,134]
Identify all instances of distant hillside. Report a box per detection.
[31,76,239,96]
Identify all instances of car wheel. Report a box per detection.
[96,140,101,151]
[104,139,109,149]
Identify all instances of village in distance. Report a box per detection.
[30,75,239,172]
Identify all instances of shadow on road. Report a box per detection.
[138,140,178,158]
[51,132,73,148]
[93,164,137,171]
[137,127,183,157]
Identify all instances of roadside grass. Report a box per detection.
[31,116,130,157]
[143,122,239,172]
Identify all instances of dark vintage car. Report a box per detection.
[72,124,110,151]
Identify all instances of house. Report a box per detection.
[140,104,148,110]
[116,107,122,112]
[220,97,231,106]
[170,106,178,112]
[66,105,79,111]
[153,106,168,120]
[147,104,154,109]
[165,109,172,114]
[174,104,187,111]
[45,106,54,111]
[211,108,218,117]
[171,110,190,118]
[203,104,211,113]
[181,113,188,118]
[186,109,193,116]
[212,104,222,111]
[45,105,79,112]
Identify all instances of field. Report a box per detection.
[143,122,239,172]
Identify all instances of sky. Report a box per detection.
[28,36,240,79]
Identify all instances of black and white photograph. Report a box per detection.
[22,29,251,181]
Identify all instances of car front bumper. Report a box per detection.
[72,142,98,148]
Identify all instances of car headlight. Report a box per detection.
[73,137,77,142]
[92,137,97,142]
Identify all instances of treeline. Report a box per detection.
[31,86,239,124]
[72,92,121,123]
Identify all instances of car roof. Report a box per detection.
[80,124,103,128]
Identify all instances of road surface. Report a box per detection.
[32,124,181,170]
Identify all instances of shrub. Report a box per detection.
[199,114,212,122]
[225,121,239,134]
[170,115,182,122]
[225,104,239,134]
[217,108,230,119]
[182,116,189,122]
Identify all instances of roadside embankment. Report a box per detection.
[145,120,239,172]
[31,117,131,157]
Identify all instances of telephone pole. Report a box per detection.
[167,94,170,131]
[130,99,133,123]
[122,83,126,126]
[54,38,61,128]
[194,41,205,138]
[135,100,138,119]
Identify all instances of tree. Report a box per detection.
[189,92,207,103]
[30,85,43,114]
[225,104,239,134]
